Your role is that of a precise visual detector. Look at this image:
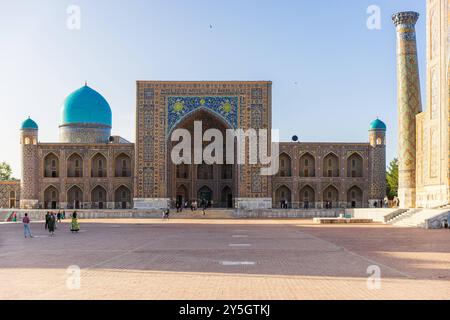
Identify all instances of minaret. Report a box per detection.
[392,12,422,209]
[368,119,387,207]
[20,117,39,209]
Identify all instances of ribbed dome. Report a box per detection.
[21,117,38,130]
[369,119,386,131]
[61,85,112,127]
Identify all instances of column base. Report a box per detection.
[133,198,170,210]
[398,187,416,209]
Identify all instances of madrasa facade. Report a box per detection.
[3,0,446,212]
[2,80,386,211]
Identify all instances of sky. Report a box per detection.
[0,0,427,178]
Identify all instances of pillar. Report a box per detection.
[392,12,422,209]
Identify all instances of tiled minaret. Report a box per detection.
[19,118,39,209]
[392,12,422,209]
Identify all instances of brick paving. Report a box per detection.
[0,219,449,300]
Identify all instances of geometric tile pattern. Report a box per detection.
[167,96,238,134]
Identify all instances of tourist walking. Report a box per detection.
[57,211,61,223]
[70,211,80,233]
[202,202,207,216]
[12,212,17,222]
[162,206,170,220]
[23,213,33,238]
[48,213,56,236]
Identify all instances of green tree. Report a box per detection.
[386,158,398,199]
[0,162,13,181]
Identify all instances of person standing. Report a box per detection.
[44,212,50,230]
[57,211,61,223]
[48,213,56,236]
[23,213,33,238]
[71,211,80,233]
[12,212,17,222]
[202,202,207,216]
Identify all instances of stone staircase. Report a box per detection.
[165,209,235,219]
[387,208,450,228]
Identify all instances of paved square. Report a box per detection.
[0,219,449,300]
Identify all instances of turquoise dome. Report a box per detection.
[369,119,386,131]
[21,117,38,130]
[61,85,112,127]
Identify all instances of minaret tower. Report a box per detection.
[20,117,39,209]
[368,119,387,207]
[392,12,422,208]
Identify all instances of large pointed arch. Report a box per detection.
[167,107,236,208]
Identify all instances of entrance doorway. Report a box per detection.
[197,186,213,207]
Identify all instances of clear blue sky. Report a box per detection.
[0,0,427,178]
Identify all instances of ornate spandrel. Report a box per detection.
[167,96,238,133]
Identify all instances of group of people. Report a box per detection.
[21,210,80,238]
[174,199,209,215]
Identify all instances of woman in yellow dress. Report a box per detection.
[70,211,80,233]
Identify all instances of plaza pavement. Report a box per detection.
[0,218,449,300]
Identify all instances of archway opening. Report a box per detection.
[44,186,59,209]
[300,185,315,209]
[347,186,363,208]
[91,153,107,178]
[115,153,132,177]
[44,153,59,178]
[67,185,83,209]
[115,186,131,209]
[167,109,236,208]
[322,185,339,208]
[91,185,107,209]
[197,185,213,208]
[67,153,83,178]
[275,185,291,208]
[220,186,233,208]
[323,153,339,177]
[347,153,363,178]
